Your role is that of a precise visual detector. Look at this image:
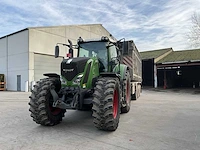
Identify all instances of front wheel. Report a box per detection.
[29,78,65,126]
[92,77,121,131]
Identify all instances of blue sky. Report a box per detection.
[0,0,200,51]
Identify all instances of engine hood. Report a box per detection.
[61,57,90,81]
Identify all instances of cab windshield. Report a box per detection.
[79,42,107,57]
[79,41,108,71]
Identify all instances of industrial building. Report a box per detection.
[141,48,200,89]
[0,24,113,91]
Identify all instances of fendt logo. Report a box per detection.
[63,69,74,72]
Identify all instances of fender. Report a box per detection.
[100,72,120,79]
[113,64,129,81]
[43,73,60,78]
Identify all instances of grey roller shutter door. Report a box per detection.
[34,54,63,81]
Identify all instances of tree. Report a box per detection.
[188,13,200,48]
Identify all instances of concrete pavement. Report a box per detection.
[0,90,200,150]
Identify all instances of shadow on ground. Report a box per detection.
[143,86,200,94]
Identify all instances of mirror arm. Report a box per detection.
[68,39,73,49]
[56,43,70,48]
[63,44,70,47]
[56,43,77,49]
[55,41,75,58]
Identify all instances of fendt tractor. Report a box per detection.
[29,36,142,131]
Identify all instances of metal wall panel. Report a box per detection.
[7,30,29,91]
[0,37,7,80]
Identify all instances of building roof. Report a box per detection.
[28,24,102,29]
[140,48,173,63]
[140,48,173,60]
[157,49,200,64]
[0,28,28,39]
[0,24,104,39]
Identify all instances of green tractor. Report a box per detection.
[29,36,132,131]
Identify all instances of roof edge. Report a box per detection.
[0,28,28,39]
[140,47,173,53]
[28,24,103,30]
[0,24,104,39]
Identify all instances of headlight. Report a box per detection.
[101,36,109,41]
[73,74,83,85]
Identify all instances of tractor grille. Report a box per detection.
[61,57,89,81]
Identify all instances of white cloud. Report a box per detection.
[132,0,200,51]
[0,0,200,51]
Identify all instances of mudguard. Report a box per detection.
[113,64,129,81]
[43,73,60,78]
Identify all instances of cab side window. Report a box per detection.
[109,45,117,58]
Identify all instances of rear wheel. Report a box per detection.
[92,77,120,131]
[121,71,131,113]
[29,78,65,126]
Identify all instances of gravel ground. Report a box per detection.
[0,89,200,150]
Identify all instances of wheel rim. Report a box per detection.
[49,105,61,115]
[113,89,118,119]
[49,95,61,115]
[126,80,130,103]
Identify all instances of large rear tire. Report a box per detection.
[121,71,131,113]
[29,78,65,126]
[92,77,121,131]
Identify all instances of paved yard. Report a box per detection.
[0,89,200,150]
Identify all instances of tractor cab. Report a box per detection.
[77,37,119,72]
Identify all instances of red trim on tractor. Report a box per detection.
[49,106,61,115]
[126,81,130,103]
[113,89,119,119]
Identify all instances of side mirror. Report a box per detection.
[55,45,59,58]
